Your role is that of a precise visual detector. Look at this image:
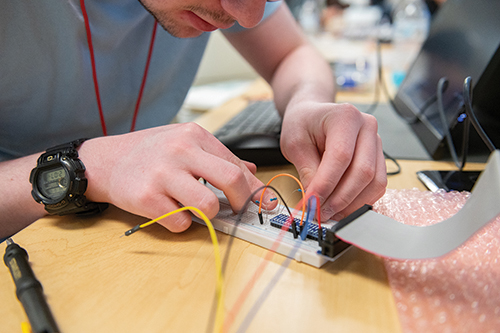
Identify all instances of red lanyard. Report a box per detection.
[79,0,158,135]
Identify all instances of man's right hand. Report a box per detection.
[79,123,275,232]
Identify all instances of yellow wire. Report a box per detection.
[258,173,306,225]
[135,206,225,333]
[128,176,304,332]
[21,322,31,333]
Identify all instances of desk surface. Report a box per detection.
[0,80,485,333]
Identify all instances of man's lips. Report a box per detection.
[182,11,234,32]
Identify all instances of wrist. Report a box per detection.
[76,137,112,204]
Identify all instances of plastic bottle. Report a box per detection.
[391,0,430,87]
[299,0,322,34]
[392,0,430,43]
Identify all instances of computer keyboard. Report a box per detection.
[214,100,282,139]
[214,100,290,166]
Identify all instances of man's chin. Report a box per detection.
[158,22,206,39]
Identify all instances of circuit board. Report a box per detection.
[192,186,351,268]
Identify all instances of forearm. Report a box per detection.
[0,154,48,238]
[270,43,337,116]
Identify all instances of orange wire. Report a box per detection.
[258,173,306,225]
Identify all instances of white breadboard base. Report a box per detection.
[192,187,351,268]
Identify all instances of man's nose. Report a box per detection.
[220,0,268,28]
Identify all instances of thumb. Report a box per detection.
[282,139,321,190]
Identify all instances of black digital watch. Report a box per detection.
[29,139,108,216]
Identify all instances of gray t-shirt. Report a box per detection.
[0,0,280,161]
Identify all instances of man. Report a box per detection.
[0,0,386,239]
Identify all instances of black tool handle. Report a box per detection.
[3,241,60,333]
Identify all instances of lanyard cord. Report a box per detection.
[79,0,158,135]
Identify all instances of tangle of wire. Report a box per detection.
[236,198,322,332]
[435,76,496,172]
[374,40,497,170]
[221,185,294,273]
[123,175,326,333]
[258,173,307,232]
[223,188,322,332]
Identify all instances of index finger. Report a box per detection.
[304,111,364,202]
[197,136,277,211]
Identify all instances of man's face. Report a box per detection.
[138,0,272,38]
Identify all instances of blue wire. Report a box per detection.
[300,196,317,241]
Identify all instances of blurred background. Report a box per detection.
[192,0,445,86]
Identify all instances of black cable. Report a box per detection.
[384,150,401,175]
[410,94,437,124]
[375,40,438,124]
[463,76,496,152]
[375,40,400,117]
[433,76,496,179]
[369,40,403,176]
[460,104,470,168]
[433,76,497,189]
[435,77,463,169]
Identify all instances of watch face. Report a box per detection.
[37,166,69,201]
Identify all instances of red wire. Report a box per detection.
[80,0,157,135]
[224,192,325,331]
[223,202,298,332]
[130,21,158,132]
[224,195,317,332]
[80,0,107,136]
[314,194,321,229]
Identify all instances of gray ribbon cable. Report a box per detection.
[335,150,500,260]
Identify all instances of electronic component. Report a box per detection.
[320,205,372,258]
[197,149,500,263]
[214,101,282,140]
[192,185,351,268]
[416,170,480,192]
[269,214,325,241]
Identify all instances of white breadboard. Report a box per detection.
[192,186,351,268]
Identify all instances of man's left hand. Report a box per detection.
[280,101,387,221]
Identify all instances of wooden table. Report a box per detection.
[0,80,485,333]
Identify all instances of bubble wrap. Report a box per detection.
[373,189,500,333]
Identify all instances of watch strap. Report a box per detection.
[43,138,88,159]
[36,138,87,167]
[44,199,108,216]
